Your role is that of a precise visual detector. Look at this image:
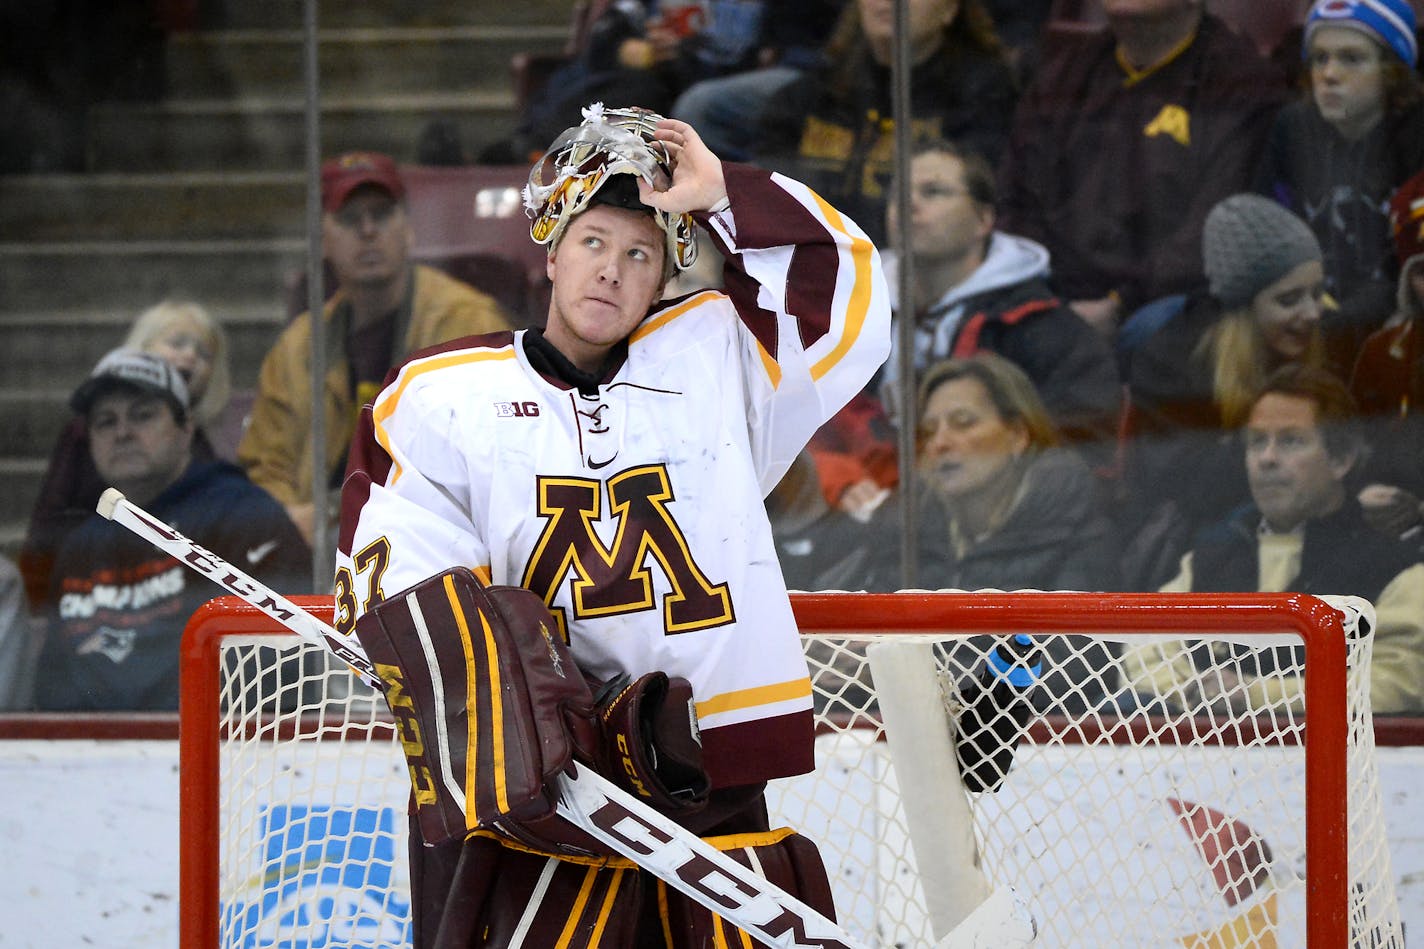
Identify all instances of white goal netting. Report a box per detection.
[183,591,1401,948]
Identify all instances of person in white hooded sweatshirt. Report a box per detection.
[807,139,1121,520]
[880,139,1120,445]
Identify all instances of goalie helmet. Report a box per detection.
[522,103,698,275]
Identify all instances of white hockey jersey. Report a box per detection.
[337,164,890,787]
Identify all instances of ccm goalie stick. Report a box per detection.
[99,487,1035,948]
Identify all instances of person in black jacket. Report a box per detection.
[1121,364,1424,715]
[752,0,1019,246]
[880,138,1120,449]
[865,353,1117,594]
[34,349,310,711]
[1255,0,1424,373]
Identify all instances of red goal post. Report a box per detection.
[179,590,1399,948]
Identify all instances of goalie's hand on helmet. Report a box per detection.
[639,118,728,218]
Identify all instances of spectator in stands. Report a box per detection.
[879,138,1120,450]
[1120,364,1424,716]
[865,353,1118,594]
[864,354,1118,711]
[982,0,1054,83]
[810,137,1121,519]
[671,0,847,161]
[1351,166,1424,548]
[19,300,232,615]
[998,0,1288,335]
[765,449,875,591]
[238,152,512,552]
[1255,0,1424,372]
[752,0,1019,245]
[34,350,310,711]
[1123,194,1328,589]
[493,0,783,163]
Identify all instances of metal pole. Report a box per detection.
[891,0,918,590]
[302,0,328,590]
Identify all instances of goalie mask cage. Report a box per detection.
[179,591,1402,948]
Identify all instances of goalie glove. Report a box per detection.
[956,634,1043,793]
[592,671,710,813]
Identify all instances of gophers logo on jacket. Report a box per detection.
[521,464,734,637]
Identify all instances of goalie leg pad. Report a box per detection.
[655,830,838,948]
[354,567,597,846]
[478,848,642,948]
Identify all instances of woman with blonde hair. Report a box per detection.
[867,352,1116,594]
[19,300,235,612]
[123,300,232,431]
[863,353,1118,712]
[1123,194,1328,587]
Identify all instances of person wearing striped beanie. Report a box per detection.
[1255,0,1424,371]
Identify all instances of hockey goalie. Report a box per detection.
[334,104,893,947]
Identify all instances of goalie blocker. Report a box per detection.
[353,567,839,946]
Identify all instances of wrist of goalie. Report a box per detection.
[592,671,710,811]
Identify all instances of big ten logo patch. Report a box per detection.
[495,400,540,418]
[223,804,411,948]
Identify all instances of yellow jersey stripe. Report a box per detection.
[657,879,675,947]
[808,192,874,382]
[476,606,508,815]
[755,337,781,389]
[373,345,517,484]
[630,290,722,344]
[695,677,812,718]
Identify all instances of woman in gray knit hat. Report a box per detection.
[1118,193,1330,589]
[1196,193,1330,425]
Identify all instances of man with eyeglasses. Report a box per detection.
[810,136,1121,522]
[1120,363,1424,716]
[239,151,513,551]
[881,141,1119,443]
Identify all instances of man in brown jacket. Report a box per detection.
[239,152,512,552]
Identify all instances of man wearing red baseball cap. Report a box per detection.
[320,150,407,211]
[239,151,514,553]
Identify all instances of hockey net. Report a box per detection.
[180,591,1402,948]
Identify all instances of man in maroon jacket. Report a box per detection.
[997,0,1288,335]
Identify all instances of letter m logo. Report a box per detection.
[521,465,734,636]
